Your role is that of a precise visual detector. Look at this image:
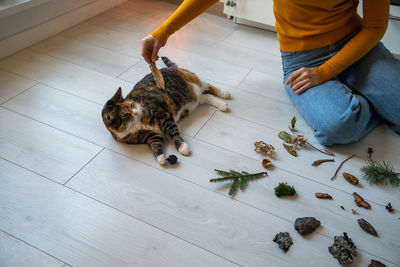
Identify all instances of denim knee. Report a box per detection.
[313,96,372,146]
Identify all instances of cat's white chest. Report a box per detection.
[113,121,159,140]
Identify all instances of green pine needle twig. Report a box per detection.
[210,169,268,196]
[361,160,400,186]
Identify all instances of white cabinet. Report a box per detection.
[222,0,275,30]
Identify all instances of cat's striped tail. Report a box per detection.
[161,56,177,67]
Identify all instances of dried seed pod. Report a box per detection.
[149,62,165,89]
[261,158,273,169]
[369,259,386,267]
[312,159,335,166]
[329,232,357,265]
[367,147,374,160]
[342,172,359,185]
[353,192,371,209]
[254,141,276,156]
[357,218,378,236]
[294,217,321,235]
[385,202,393,213]
[166,155,178,165]
[315,193,333,199]
[273,232,293,252]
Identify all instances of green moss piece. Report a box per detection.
[274,182,296,197]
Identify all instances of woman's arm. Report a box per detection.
[287,0,390,94]
[314,0,390,83]
[151,0,218,46]
[142,0,217,63]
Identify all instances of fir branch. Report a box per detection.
[361,160,400,186]
[239,177,248,191]
[210,169,268,196]
[229,179,240,195]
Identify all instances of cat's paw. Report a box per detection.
[218,102,229,112]
[221,91,231,99]
[157,154,167,165]
[178,142,191,156]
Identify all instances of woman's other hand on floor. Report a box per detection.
[141,35,162,64]
[286,67,320,94]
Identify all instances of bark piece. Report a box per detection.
[353,192,371,209]
[315,193,333,199]
[294,217,321,235]
[369,259,386,267]
[273,232,293,252]
[342,172,359,185]
[357,218,378,236]
[328,232,357,265]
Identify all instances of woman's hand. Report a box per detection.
[141,35,162,64]
[285,67,320,94]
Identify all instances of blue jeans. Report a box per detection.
[281,33,400,146]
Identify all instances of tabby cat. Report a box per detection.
[102,57,230,165]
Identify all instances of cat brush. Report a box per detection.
[149,62,165,90]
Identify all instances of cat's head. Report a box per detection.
[102,87,139,136]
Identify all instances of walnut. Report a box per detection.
[261,158,273,169]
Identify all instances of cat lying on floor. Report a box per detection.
[102,57,231,165]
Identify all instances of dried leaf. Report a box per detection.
[283,143,297,157]
[278,131,297,144]
[290,116,296,130]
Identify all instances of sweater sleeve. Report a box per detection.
[151,0,218,46]
[314,0,390,84]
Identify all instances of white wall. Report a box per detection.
[0,0,127,59]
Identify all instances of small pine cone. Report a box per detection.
[342,172,359,185]
[166,155,178,165]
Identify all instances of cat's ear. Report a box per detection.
[111,87,123,101]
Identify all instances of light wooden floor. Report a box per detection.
[0,0,399,266]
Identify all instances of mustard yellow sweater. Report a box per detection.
[151,0,389,83]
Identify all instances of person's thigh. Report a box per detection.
[283,76,379,145]
[339,42,400,133]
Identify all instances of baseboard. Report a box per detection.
[159,0,225,18]
[0,0,127,60]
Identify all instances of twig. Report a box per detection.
[312,159,335,166]
[289,127,335,156]
[330,154,356,181]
